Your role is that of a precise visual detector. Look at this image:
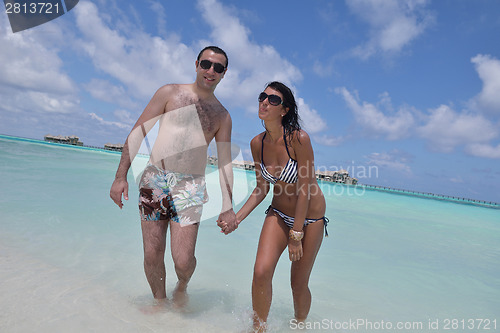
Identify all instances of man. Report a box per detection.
[110,46,238,306]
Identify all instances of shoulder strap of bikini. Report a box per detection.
[283,128,293,159]
[261,132,266,163]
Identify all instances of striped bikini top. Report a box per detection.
[260,132,298,184]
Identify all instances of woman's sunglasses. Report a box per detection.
[199,59,226,74]
[258,92,283,106]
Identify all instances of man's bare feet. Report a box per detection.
[138,297,169,314]
[172,281,189,309]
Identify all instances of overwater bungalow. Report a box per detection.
[315,169,358,185]
[44,134,83,146]
[233,160,255,171]
[104,143,124,151]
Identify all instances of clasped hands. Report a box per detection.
[217,210,303,261]
[217,209,239,235]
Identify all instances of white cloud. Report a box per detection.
[72,0,333,140]
[417,105,498,153]
[313,60,334,78]
[74,1,194,100]
[336,87,415,140]
[26,91,79,114]
[298,98,344,146]
[0,22,76,95]
[312,134,344,147]
[449,176,464,184]
[297,98,327,134]
[113,109,136,125]
[470,54,500,114]
[196,0,334,142]
[0,85,78,115]
[0,12,82,142]
[464,143,500,159]
[84,79,140,110]
[336,50,500,158]
[89,112,130,129]
[347,0,434,59]
[148,0,168,37]
[0,0,338,145]
[196,0,302,105]
[365,150,412,175]
[336,55,500,158]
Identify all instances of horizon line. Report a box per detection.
[1,133,498,209]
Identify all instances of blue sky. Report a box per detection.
[1,0,499,203]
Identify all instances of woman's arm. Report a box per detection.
[290,130,315,232]
[236,134,270,223]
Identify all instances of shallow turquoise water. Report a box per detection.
[1,135,499,332]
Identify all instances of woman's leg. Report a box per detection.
[252,212,288,331]
[290,220,324,321]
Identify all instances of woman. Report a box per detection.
[228,81,328,331]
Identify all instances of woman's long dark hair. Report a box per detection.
[264,81,301,144]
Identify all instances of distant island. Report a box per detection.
[34,134,498,207]
[43,134,357,184]
[44,134,124,152]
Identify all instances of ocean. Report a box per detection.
[0,135,499,332]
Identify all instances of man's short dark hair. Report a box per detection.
[197,46,228,68]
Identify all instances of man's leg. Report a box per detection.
[141,219,169,299]
[169,206,201,306]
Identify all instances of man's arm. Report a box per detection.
[214,111,237,233]
[109,85,172,208]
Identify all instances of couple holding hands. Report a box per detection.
[110,46,328,332]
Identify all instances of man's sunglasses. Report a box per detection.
[199,59,226,74]
[258,92,283,106]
